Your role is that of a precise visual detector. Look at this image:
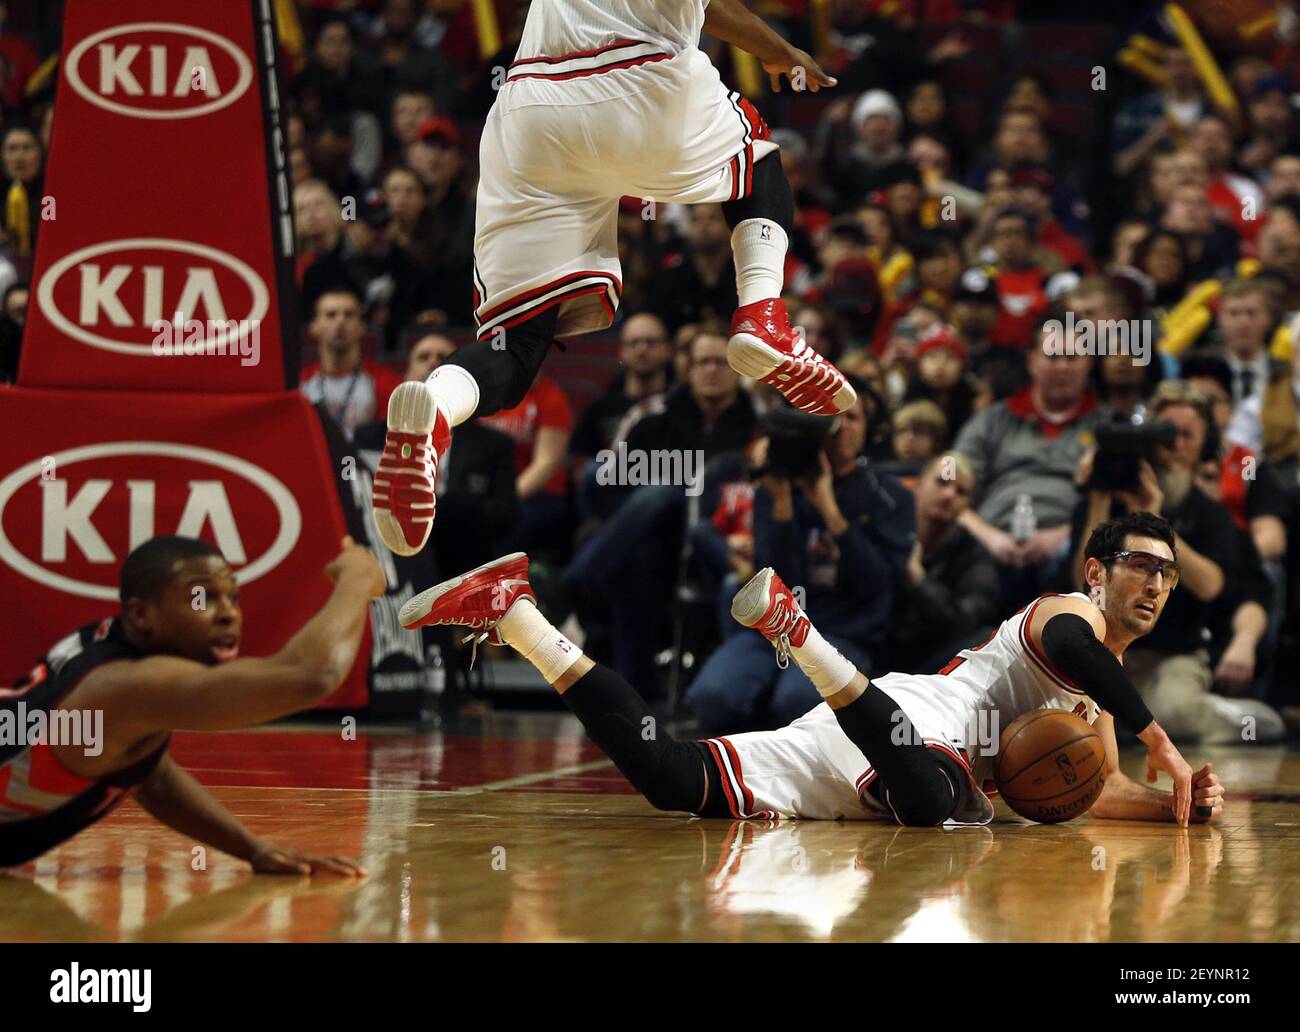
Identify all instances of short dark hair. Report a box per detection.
[1084,512,1177,569]
[120,536,222,604]
[313,283,363,314]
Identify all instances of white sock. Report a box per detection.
[731,218,788,306]
[426,364,480,427]
[497,598,582,684]
[789,623,858,698]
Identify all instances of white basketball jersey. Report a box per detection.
[873,592,1103,789]
[516,0,708,58]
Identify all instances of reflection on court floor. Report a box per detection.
[1,718,1297,942]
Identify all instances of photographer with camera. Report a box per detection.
[1068,381,1283,741]
[686,386,914,735]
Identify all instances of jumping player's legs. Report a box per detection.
[434,305,559,422]
[731,567,966,826]
[720,150,795,308]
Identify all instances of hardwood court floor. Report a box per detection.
[2,715,1298,942]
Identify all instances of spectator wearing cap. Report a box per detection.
[301,286,400,441]
[955,318,1102,608]
[903,322,980,436]
[403,114,476,325]
[1112,45,1206,179]
[648,203,737,334]
[356,329,520,575]
[821,89,906,203]
[889,451,1001,673]
[1240,76,1298,179]
[1190,114,1266,250]
[950,268,1028,402]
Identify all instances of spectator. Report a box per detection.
[572,312,673,466]
[821,89,906,202]
[300,287,399,441]
[877,399,948,486]
[649,203,737,333]
[562,327,758,692]
[902,321,980,437]
[479,372,574,560]
[0,124,43,267]
[955,323,1102,607]
[0,278,23,382]
[1189,114,1265,248]
[981,208,1052,349]
[889,451,1001,673]
[370,0,456,115]
[403,116,475,325]
[687,389,914,734]
[950,269,1028,401]
[1069,380,1282,741]
[1112,45,1206,177]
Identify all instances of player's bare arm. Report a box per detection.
[135,755,366,877]
[69,537,385,747]
[1086,712,1224,824]
[702,0,836,92]
[1025,594,1198,825]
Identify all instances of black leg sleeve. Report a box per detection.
[442,306,559,417]
[832,683,963,827]
[561,664,724,815]
[722,151,794,234]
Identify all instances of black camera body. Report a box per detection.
[1090,418,1177,494]
[753,407,839,482]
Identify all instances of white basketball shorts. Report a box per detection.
[472,41,777,341]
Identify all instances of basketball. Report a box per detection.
[994,710,1107,824]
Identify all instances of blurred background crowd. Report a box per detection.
[2,0,1299,742]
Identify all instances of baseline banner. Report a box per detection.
[0,388,367,708]
[18,0,300,392]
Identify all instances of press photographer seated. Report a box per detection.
[687,386,914,734]
[1068,381,1283,742]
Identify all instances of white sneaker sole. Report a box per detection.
[373,382,440,557]
[399,552,527,629]
[727,333,856,414]
[730,566,775,627]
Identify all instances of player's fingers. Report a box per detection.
[769,71,782,92]
[1175,773,1191,825]
[1146,764,1157,783]
[342,535,354,549]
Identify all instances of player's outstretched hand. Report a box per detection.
[1141,727,1194,825]
[763,47,836,93]
[250,842,368,878]
[325,535,387,599]
[1189,763,1224,823]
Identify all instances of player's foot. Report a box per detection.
[371,381,451,556]
[728,298,856,415]
[400,552,535,653]
[731,566,810,669]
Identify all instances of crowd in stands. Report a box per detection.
[2,2,1299,742]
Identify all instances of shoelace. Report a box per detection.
[463,630,490,669]
[762,606,804,669]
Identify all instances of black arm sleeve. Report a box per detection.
[1039,613,1155,732]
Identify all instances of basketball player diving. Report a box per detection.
[371,0,856,558]
[0,536,384,871]
[401,512,1225,828]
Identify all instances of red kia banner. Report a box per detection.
[18,0,299,392]
[0,388,368,707]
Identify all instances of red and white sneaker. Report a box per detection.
[730,566,810,669]
[728,298,856,415]
[371,381,452,556]
[400,552,535,660]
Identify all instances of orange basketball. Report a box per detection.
[994,710,1106,824]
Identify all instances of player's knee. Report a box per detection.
[886,761,961,827]
[634,741,705,813]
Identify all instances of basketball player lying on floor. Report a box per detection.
[403,512,1223,827]
[0,536,384,871]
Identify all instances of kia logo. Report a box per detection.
[36,238,269,356]
[0,442,302,600]
[65,22,254,120]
